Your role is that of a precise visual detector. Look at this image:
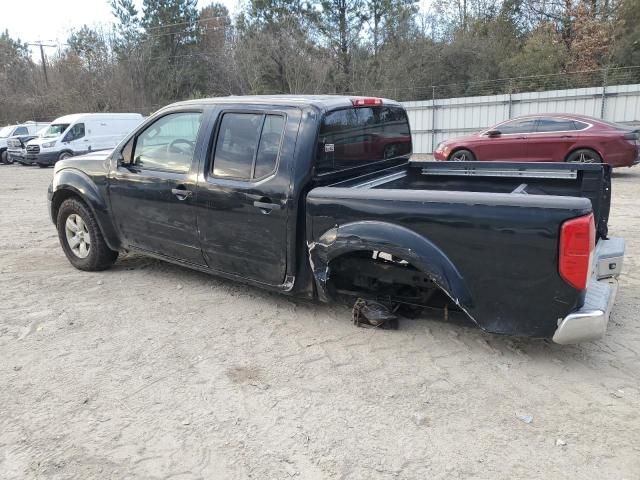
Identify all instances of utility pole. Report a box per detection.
[27,42,57,87]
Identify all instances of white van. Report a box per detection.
[0,122,49,163]
[25,113,143,167]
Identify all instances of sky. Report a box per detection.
[1,0,241,57]
[3,0,432,59]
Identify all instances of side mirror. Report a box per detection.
[116,151,126,165]
[487,130,501,138]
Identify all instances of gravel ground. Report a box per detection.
[1,164,639,480]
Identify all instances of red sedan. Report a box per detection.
[433,114,640,167]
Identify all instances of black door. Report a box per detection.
[195,110,296,285]
[108,110,207,265]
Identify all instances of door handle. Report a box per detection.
[171,187,193,200]
[253,199,281,213]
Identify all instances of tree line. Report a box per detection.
[0,0,639,124]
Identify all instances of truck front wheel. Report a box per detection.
[56,198,118,271]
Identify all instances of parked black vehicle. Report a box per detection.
[48,95,625,344]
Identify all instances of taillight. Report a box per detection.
[351,97,383,106]
[559,213,595,290]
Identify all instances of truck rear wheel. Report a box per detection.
[56,198,118,271]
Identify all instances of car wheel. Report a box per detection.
[37,163,49,168]
[56,198,118,271]
[0,150,7,164]
[566,149,602,164]
[58,151,73,161]
[449,149,476,161]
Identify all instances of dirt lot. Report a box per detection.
[0,164,639,480]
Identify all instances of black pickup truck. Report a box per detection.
[48,95,625,343]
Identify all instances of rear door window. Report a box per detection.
[316,106,411,174]
[212,113,285,180]
[254,115,285,178]
[536,118,578,132]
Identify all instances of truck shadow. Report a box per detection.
[110,254,614,364]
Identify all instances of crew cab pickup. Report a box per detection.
[48,95,625,343]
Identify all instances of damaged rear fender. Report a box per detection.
[308,221,473,310]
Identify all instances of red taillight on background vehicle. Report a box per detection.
[559,213,596,290]
[351,97,383,106]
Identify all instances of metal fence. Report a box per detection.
[401,81,640,154]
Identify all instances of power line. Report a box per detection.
[145,15,230,32]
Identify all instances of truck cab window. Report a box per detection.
[212,113,285,180]
[13,127,28,136]
[133,112,202,173]
[316,106,411,175]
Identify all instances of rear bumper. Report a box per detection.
[553,237,624,344]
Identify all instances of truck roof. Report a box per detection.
[166,95,402,112]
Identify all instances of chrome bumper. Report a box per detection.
[553,237,624,344]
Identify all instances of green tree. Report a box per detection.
[612,0,640,66]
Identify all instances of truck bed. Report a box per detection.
[306,161,613,339]
[329,160,611,239]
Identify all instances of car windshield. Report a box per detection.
[0,126,14,138]
[43,123,70,138]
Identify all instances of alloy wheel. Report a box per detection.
[65,214,91,258]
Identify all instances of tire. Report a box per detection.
[0,150,7,164]
[37,163,49,168]
[56,198,118,271]
[566,149,602,164]
[58,151,73,161]
[448,149,476,161]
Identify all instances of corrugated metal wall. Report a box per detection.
[402,83,640,154]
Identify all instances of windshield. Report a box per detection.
[43,123,70,138]
[0,126,14,138]
[316,106,412,174]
